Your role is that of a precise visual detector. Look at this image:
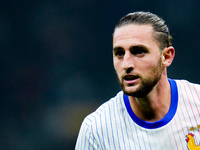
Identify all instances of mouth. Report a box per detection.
[123,75,139,84]
[124,75,138,80]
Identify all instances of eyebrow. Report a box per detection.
[113,45,148,52]
[130,45,148,51]
[113,46,124,52]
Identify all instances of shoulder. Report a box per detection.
[76,91,124,149]
[174,79,200,101]
[82,91,124,128]
[175,79,200,90]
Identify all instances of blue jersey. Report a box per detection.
[75,79,200,150]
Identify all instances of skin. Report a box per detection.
[113,24,175,122]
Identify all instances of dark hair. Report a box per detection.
[114,11,172,50]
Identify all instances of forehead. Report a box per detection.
[113,24,158,47]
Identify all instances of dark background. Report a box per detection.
[1,0,200,149]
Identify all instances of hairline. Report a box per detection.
[113,23,163,52]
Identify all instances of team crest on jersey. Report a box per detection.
[186,125,200,150]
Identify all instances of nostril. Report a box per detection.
[126,67,133,73]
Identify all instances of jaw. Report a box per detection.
[120,75,161,98]
[120,77,140,92]
[121,80,153,98]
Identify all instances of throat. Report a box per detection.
[129,96,171,122]
[128,78,172,122]
[141,108,156,121]
[136,100,158,122]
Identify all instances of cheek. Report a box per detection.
[113,62,122,77]
[113,60,120,71]
[114,65,120,75]
[136,60,161,75]
[145,58,162,74]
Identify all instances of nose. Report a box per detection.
[122,51,134,73]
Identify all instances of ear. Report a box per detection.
[162,46,175,67]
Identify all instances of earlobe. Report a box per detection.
[162,46,175,67]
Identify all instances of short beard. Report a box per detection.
[120,76,161,98]
[119,58,162,98]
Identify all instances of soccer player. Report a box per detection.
[75,11,200,149]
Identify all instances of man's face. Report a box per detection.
[113,24,163,97]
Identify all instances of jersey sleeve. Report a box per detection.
[75,119,99,150]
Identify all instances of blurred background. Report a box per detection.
[1,0,200,149]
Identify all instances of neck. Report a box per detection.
[129,76,171,122]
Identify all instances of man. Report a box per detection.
[75,11,200,150]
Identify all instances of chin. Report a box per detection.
[122,85,153,98]
[123,90,149,98]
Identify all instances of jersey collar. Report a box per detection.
[123,78,178,129]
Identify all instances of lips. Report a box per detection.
[124,75,138,80]
[123,75,139,84]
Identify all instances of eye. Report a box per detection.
[131,46,147,56]
[115,50,125,57]
[133,49,144,55]
[113,47,125,58]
